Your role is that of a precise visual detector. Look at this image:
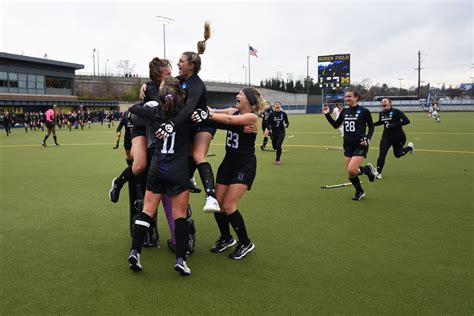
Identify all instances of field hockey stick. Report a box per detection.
[113,135,121,149]
[320,182,362,189]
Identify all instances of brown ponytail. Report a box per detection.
[182,21,211,74]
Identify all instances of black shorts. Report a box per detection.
[216,154,257,190]
[192,124,216,137]
[124,134,132,150]
[343,140,369,158]
[45,122,55,129]
[146,175,189,196]
[131,126,146,139]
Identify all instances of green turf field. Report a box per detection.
[1,112,473,314]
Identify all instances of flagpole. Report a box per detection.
[248,45,251,86]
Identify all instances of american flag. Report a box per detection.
[249,45,258,57]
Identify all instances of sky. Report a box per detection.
[0,0,472,89]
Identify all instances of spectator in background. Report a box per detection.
[4,111,11,136]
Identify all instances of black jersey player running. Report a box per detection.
[268,102,289,165]
[372,97,414,179]
[323,89,376,201]
[202,87,265,259]
[259,101,272,150]
[128,77,194,276]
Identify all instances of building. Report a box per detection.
[0,52,118,115]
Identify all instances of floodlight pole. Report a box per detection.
[157,16,174,59]
[92,48,96,76]
[306,56,310,95]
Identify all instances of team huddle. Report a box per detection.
[105,23,267,276]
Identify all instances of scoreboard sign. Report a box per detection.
[318,54,350,88]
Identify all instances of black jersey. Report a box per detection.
[149,109,191,182]
[117,112,133,139]
[268,111,289,134]
[374,108,410,140]
[171,75,207,125]
[144,81,160,102]
[263,107,273,122]
[325,105,374,142]
[224,111,257,155]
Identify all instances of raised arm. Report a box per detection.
[323,105,344,129]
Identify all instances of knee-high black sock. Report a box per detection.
[214,212,231,239]
[175,218,189,259]
[197,162,216,198]
[53,136,58,144]
[42,135,49,143]
[402,146,411,156]
[131,212,154,253]
[358,166,369,175]
[117,165,134,186]
[262,136,268,148]
[25,127,28,133]
[276,148,282,160]
[376,158,385,174]
[349,176,363,192]
[228,210,249,244]
[188,156,197,178]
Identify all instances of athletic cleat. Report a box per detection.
[128,250,142,272]
[109,177,123,203]
[41,142,46,147]
[275,160,281,165]
[375,172,382,179]
[203,196,220,213]
[55,143,60,146]
[352,191,366,201]
[260,145,265,151]
[366,163,376,182]
[211,236,237,253]
[408,142,414,154]
[174,258,191,276]
[229,241,255,260]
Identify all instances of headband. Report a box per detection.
[242,88,257,106]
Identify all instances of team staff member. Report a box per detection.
[323,89,376,201]
[259,101,272,150]
[41,106,59,146]
[128,77,193,276]
[373,97,413,179]
[203,87,265,260]
[268,102,289,165]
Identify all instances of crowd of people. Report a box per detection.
[1,109,124,136]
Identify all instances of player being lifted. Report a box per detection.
[372,97,414,179]
[322,89,376,201]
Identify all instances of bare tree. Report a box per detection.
[116,60,136,77]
